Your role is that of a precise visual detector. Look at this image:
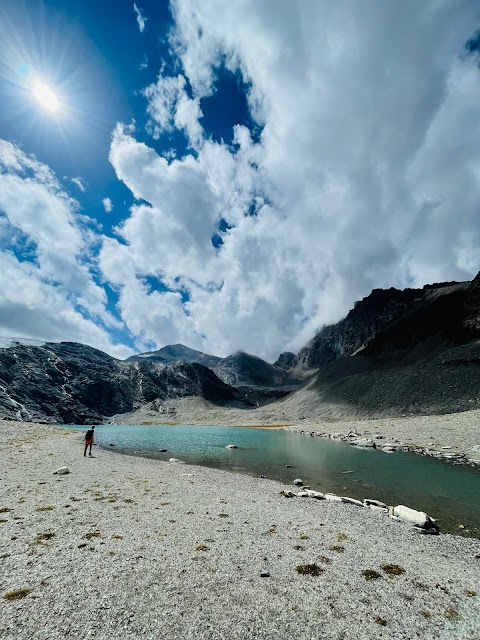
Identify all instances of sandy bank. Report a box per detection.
[1,420,479,640]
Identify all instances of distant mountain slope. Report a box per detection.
[0,342,244,424]
[213,351,300,388]
[130,344,302,390]
[127,343,222,368]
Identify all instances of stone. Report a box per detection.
[53,467,69,475]
[389,505,439,533]
[364,499,387,508]
[381,446,396,453]
[302,489,325,499]
[168,458,185,463]
[260,570,270,578]
[341,497,364,507]
[325,494,343,502]
[293,479,303,486]
[351,439,376,448]
[159,449,168,453]
[279,490,296,498]
[225,444,238,449]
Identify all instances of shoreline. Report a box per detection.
[1,419,480,639]
[106,403,480,468]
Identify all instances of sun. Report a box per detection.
[32,80,61,112]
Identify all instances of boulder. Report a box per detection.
[351,439,376,448]
[293,478,303,486]
[225,444,238,449]
[389,505,439,533]
[53,467,69,475]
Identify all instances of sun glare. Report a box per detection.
[33,80,61,112]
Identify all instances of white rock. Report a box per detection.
[364,498,387,508]
[53,466,69,475]
[325,494,343,502]
[293,478,303,486]
[389,505,439,532]
[302,489,325,499]
[225,444,238,449]
[381,446,396,453]
[168,458,185,463]
[351,439,376,448]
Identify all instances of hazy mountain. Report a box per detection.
[127,343,222,368]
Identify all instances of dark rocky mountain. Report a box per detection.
[0,342,245,424]
[127,343,222,368]
[130,344,301,390]
[299,275,480,415]
[292,281,470,371]
[213,351,299,388]
[274,352,297,370]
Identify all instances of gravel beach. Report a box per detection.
[1,420,480,640]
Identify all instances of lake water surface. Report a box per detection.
[70,424,480,537]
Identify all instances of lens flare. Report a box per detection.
[33,80,60,112]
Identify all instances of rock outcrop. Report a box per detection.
[0,342,245,424]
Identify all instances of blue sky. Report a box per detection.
[1,1,480,360]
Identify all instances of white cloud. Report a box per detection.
[71,176,86,192]
[0,139,132,359]
[144,74,204,148]
[104,1,480,360]
[102,197,114,213]
[133,3,147,33]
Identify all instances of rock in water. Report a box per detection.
[53,467,69,475]
[293,478,303,486]
[225,444,238,449]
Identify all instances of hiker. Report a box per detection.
[84,425,95,457]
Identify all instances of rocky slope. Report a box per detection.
[127,343,222,368]
[289,275,480,416]
[0,342,245,424]
[292,283,467,371]
[130,345,302,390]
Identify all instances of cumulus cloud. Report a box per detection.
[0,139,132,359]
[133,3,147,33]
[102,197,114,213]
[103,0,480,360]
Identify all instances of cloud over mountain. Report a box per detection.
[101,0,480,360]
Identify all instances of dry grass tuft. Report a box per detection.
[3,588,31,601]
[296,563,324,576]
[362,569,382,580]
[381,563,406,577]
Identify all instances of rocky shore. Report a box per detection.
[1,420,480,639]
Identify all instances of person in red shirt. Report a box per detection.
[84,425,95,457]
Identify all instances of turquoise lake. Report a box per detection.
[70,424,480,537]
